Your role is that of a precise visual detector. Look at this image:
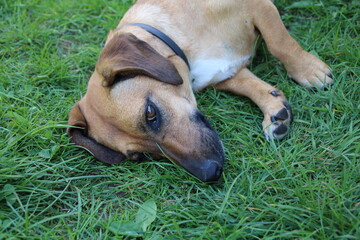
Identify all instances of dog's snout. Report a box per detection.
[192,111,213,130]
[198,161,223,182]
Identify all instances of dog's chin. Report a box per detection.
[127,152,162,162]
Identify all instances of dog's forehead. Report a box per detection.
[110,76,178,101]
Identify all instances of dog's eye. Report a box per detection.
[145,101,161,131]
[146,105,157,122]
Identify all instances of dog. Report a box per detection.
[67,0,333,182]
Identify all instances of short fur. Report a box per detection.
[67,0,332,182]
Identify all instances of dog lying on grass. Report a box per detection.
[67,0,333,182]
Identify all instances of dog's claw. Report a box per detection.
[271,116,277,123]
[270,89,281,97]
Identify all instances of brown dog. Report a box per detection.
[67,0,333,182]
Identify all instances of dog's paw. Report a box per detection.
[262,101,293,140]
[287,51,333,89]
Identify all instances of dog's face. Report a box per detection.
[68,33,224,182]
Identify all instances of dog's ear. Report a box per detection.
[96,33,183,87]
[67,102,125,164]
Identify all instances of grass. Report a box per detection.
[0,0,359,239]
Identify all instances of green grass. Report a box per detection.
[0,0,359,239]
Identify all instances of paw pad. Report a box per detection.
[264,102,293,140]
[271,108,289,122]
[270,108,290,136]
[273,124,288,135]
[282,101,294,123]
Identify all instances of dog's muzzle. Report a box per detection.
[174,111,225,182]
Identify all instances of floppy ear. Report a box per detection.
[67,103,125,164]
[96,32,183,87]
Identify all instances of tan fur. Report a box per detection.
[67,0,332,181]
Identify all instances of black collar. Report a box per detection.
[116,23,190,69]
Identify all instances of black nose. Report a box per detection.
[198,161,223,182]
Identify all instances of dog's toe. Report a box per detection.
[288,52,334,90]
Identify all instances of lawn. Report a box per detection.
[0,0,359,239]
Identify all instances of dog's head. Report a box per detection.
[67,32,224,182]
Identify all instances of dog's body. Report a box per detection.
[68,0,333,182]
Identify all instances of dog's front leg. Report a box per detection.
[215,68,293,140]
[252,0,333,89]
